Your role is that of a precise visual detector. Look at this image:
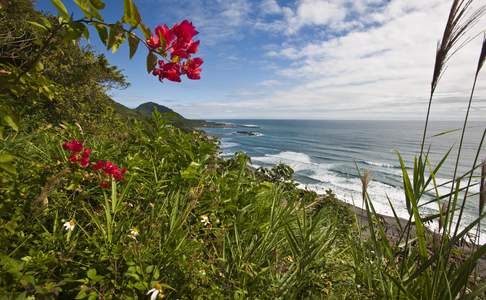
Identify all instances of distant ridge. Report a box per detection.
[134,102,182,117]
[124,101,232,129]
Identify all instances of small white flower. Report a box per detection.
[200,215,210,226]
[147,283,164,300]
[129,227,139,239]
[63,220,76,231]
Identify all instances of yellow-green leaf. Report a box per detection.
[89,0,105,9]
[51,0,69,18]
[0,163,16,175]
[0,153,15,163]
[74,0,91,18]
[123,0,141,27]
[128,33,139,58]
[109,30,126,53]
[139,23,151,39]
[27,21,49,32]
[3,115,18,132]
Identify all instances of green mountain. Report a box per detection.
[131,101,231,129]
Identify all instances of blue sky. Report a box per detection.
[37,0,486,120]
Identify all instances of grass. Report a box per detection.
[1,0,486,298]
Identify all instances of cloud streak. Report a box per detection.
[133,0,486,120]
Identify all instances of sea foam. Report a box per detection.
[252,151,485,244]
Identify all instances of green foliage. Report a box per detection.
[2,0,485,298]
[0,108,360,298]
[0,4,356,296]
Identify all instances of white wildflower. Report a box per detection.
[147,283,164,300]
[129,227,139,239]
[200,215,210,226]
[63,220,76,231]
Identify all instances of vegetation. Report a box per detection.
[134,102,231,130]
[0,0,485,299]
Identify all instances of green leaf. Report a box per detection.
[80,23,90,39]
[86,1,102,20]
[123,0,141,27]
[397,151,428,261]
[146,51,157,73]
[0,153,15,163]
[51,0,69,18]
[95,24,108,45]
[139,23,151,39]
[89,0,105,9]
[181,162,201,180]
[128,33,139,58]
[3,115,18,132]
[73,0,91,18]
[107,23,124,52]
[123,0,132,24]
[27,21,48,32]
[0,163,16,175]
[432,127,462,137]
[87,268,97,280]
[112,32,126,53]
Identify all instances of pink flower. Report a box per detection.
[163,63,182,82]
[147,20,202,83]
[155,24,174,48]
[93,160,104,171]
[80,157,90,168]
[69,154,78,163]
[183,58,203,80]
[103,161,115,175]
[173,20,198,43]
[82,148,92,158]
[113,172,124,181]
[63,139,83,153]
[187,40,200,54]
[147,34,160,49]
[154,62,182,82]
[113,166,127,181]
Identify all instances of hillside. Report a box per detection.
[2,0,485,299]
[132,101,232,129]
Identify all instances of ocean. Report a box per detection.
[202,120,486,244]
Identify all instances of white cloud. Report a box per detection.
[177,0,486,120]
[260,0,283,15]
[139,0,486,120]
[287,0,347,33]
[157,0,252,44]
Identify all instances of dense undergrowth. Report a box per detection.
[0,1,365,298]
[0,112,362,299]
[1,0,486,299]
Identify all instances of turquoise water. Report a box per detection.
[203,120,485,243]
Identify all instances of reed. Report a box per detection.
[420,0,485,156]
[351,1,486,298]
[481,161,486,215]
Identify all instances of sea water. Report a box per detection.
[203,120,485,244]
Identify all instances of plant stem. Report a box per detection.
[445,73,479,238]
[453,128,485,238]
[420,91,435,158]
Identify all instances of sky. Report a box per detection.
[37,0,486,120]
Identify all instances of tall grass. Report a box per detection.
[353,0,486,298]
